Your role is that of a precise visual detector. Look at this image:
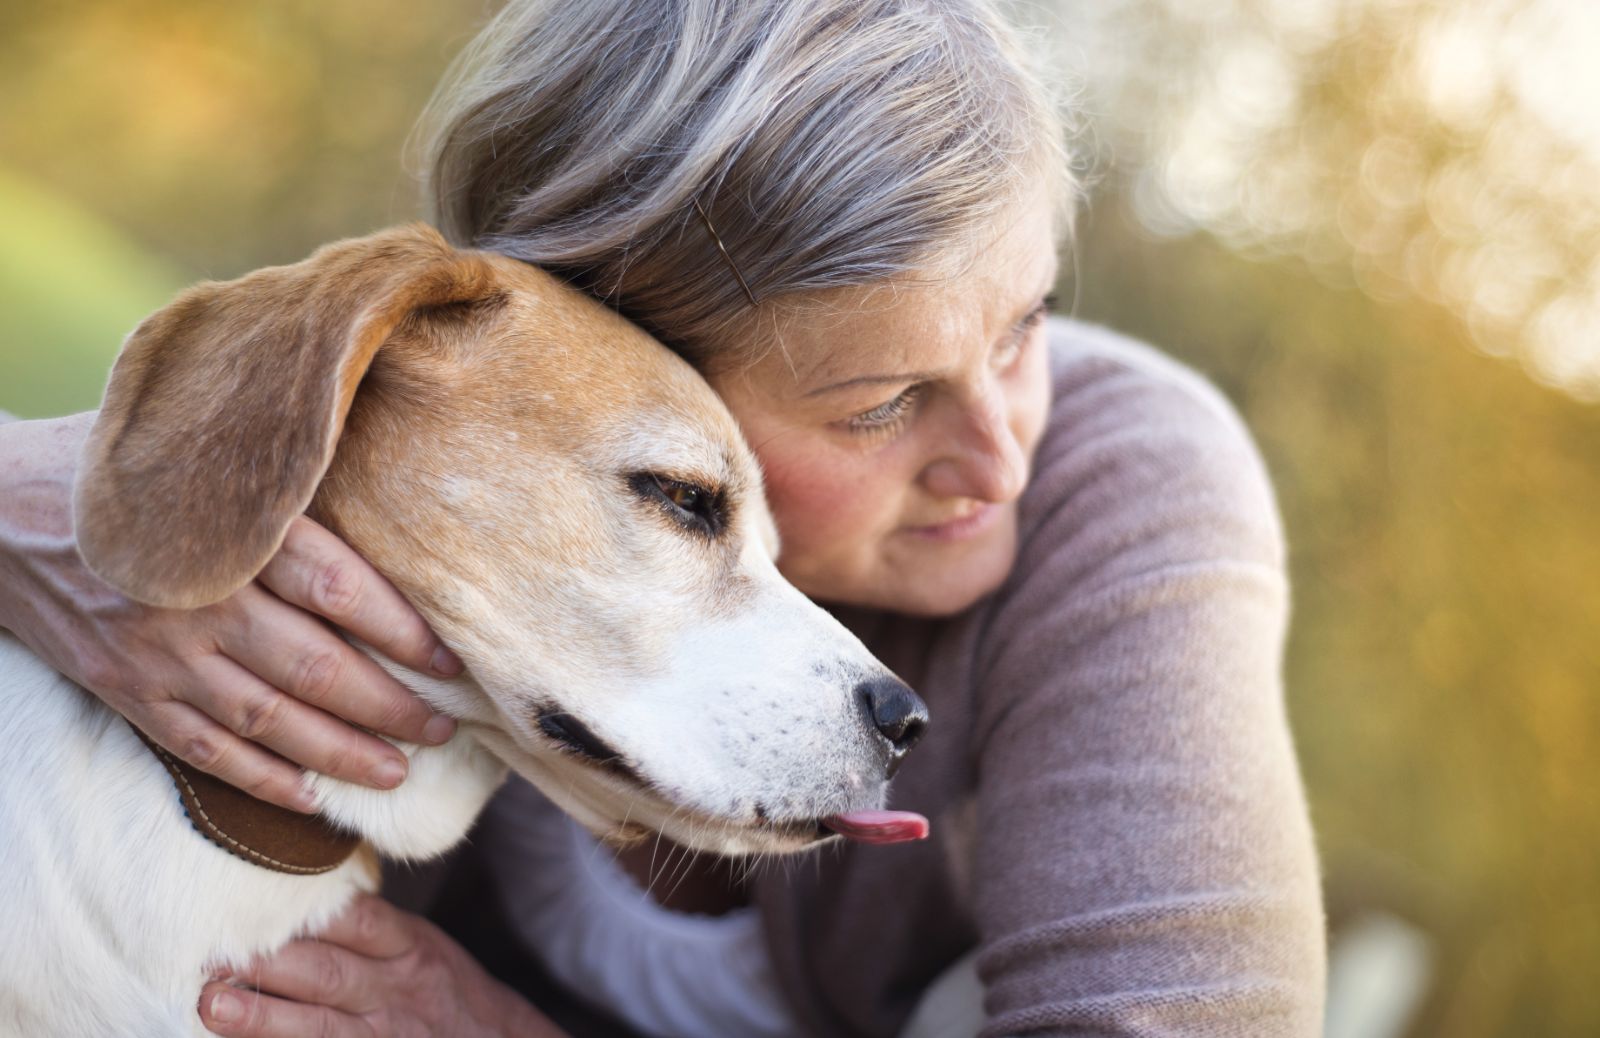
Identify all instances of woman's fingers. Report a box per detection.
[254,518,458,747]
[208,900,418,1020]
[201,898,558,1037]
[260,516,462,679]
[185,653,412,794]
[199,981,372,1038]
[223,939,389,1015]
[218,583,453,752]
[138,700,319,814]
[314,894,419,960]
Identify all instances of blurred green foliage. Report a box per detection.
[1,1,1596,1034]
[0,167,186,415]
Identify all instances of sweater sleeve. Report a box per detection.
[969,327,1326,1036]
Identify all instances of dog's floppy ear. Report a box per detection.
[75,223,499,609]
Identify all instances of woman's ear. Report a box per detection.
[74,223,499,609]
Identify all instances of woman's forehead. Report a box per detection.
[748,201,1059,394]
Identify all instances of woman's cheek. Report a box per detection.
[1010,339,1053,464]
[759,446,892,576]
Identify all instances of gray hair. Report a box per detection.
[417,0,1075,366]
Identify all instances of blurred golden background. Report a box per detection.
[1,2,1596,1034]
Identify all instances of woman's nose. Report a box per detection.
[919,387,1027,503]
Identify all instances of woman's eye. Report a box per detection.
[996,295,1055,367]
[846,386,922,434]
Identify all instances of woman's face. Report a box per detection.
[708,192,1058,617]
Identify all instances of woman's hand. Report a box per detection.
[198,895,567,1038]
[0,413,461,812]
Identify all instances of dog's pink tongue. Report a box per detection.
[821,810,930,845]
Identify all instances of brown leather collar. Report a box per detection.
[130,722,360,875]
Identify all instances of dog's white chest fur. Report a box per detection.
[0,633,377,1037]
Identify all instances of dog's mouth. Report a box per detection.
[747,814,830,847]
[537,709,930,851]
[602,778,933,852]
[537,711,643,783]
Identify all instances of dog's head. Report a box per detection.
[75,225,927,856]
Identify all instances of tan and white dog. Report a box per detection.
[0,225,928,1036]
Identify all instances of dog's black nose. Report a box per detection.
[857,676,929,769]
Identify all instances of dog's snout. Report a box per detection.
[857,676,929,770]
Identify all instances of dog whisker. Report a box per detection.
[644,805,687,901]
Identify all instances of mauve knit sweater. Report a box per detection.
[402,317,1326,1037]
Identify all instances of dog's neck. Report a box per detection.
[299,655,510,863]
[130,724,363,874]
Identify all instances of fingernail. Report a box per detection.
[430,644,463,677]
[371,757,407,789]
[292,788,320,814]
[208,989,241,1024]
[422,713,457,745]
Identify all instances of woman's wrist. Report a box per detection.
[0,412,96,637]
[0,412,95,500]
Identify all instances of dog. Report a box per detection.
[0,224,929,1036]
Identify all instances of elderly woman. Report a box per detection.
[0,0,1325,1035]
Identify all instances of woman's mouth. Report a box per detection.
[902,502,1002,543]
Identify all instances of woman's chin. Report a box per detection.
[825,509,1020,618]
[885,557,1015,617]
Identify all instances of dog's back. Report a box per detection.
[0,633,372,1037]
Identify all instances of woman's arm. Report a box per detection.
[970,348,1325,1034]
[0,412,461,811]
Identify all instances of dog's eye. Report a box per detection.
[663,481,705,512]
[627,472,726,536]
